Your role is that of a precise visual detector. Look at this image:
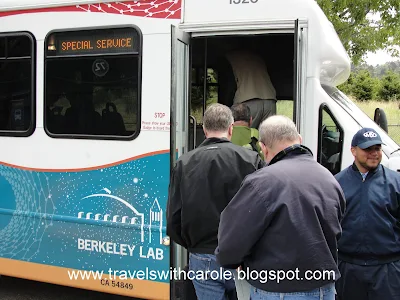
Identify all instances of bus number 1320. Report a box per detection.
[230,0,258,4]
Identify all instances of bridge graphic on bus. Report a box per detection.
[77,189,163,244]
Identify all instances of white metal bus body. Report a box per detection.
[0,0,398,299]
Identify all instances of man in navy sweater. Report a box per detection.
[335,128,400,300]
[216,115,345,299]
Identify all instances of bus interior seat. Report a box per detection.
[327,152,341,174]
[321,128,341,174]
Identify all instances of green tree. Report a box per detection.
[377,71,400,101]
[317,0,400,65]
[338,72,354,95]
[351,70,376,100]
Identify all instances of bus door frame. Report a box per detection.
[169,24,191,299]
[180,19,306,132]
[168,19,306,298]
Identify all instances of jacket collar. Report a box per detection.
[351,162,381,175]
[198,137,231,147]
[268,144,313,166]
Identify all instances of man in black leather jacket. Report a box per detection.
[167,103,264,300]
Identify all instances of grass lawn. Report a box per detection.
[353,100,400,145]
[275,99,400,144]
[192,98,399,144]
[276,100,399,144]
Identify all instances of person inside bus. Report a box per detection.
[167,103,265,300]
[230,103,264,160]
[225,49,277,129]
[46,97,65,134]
[64,91,102,135]
[46,83,66,134]
[64,91,83,134]
[216,115,345,300]
[102,102,126,135]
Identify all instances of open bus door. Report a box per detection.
[169,24,193,299]
[293,18,303,131]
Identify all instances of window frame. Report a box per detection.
[317,103,344,175]
[0,31,36,137]
[43,25,143,141]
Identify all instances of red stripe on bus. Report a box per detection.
[0,1,181,19]
[0,149,170,172]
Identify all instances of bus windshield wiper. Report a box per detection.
[390,148,400,155]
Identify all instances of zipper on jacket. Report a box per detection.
[360,172,368,182]
[359,174,365,182]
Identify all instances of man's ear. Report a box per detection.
[260,141,268,161]
[351,146,357,158]
[298,134,303,144]
[249,116,253,127]
[228,124,233,138]
[203,126,208,138]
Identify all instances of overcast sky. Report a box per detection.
[362,13,399,66]
[365,49,399,66]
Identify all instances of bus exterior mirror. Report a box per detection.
[389,150,400,173]
[374,108,389,133]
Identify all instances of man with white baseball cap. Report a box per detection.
[334,128,400,300]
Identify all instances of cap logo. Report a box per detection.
[363,131,377,138]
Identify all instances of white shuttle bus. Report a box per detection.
[0,0,399,299]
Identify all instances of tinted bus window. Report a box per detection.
[45,27,141,139]
[318,105,344,175]
[0,33,35,135]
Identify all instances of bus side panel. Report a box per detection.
[0,11,176,300]
[0,151,170,299]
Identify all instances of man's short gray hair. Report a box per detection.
[259,115,300,148]
[203,104,234,132]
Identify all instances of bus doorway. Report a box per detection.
[170,24,303,298]
[188,31,300,149]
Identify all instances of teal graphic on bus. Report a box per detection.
[0,152,170,283]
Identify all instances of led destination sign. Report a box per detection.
[61,37,133,52]
[48,28,140,56]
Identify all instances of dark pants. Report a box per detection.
[243,98,277,129]
[335,260,400,300]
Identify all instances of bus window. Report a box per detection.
[190,67,218,122]
[0,33,35,135]
[190,34,296,125]
[44,27,141,139]
[277,100,294,121]
[318,105,344,175]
